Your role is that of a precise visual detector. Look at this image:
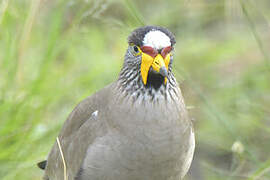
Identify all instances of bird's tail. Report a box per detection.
[37,160,47,170]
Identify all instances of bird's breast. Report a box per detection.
[104,95,192,177]
[80,86,194,180]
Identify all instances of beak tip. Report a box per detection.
[159,66,168,77]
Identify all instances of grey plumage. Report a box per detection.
[41,26,195,180]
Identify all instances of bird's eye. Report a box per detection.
[134,46,139,53]
[132,45,141,56]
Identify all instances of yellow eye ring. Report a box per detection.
[132,45,142,56]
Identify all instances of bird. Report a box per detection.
[38,26,195,180]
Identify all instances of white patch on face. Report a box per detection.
[143,30,171,50]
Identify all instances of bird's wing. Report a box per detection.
[43,83,114,180]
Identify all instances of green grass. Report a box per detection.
[0,0,270,179]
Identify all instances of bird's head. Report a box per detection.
[120,26,176,90]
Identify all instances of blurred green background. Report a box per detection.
[0,0,270,179]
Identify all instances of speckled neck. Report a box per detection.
[117,65,180,104]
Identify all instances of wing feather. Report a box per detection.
[43,83,114,180]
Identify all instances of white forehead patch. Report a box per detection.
[143,30,171,50]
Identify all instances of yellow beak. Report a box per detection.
[141,53,171,85]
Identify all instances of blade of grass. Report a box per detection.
[240,0,270,71]
[124,0,145,26]
[17,0,42,85]
[248,158,270,180]
[0,0,9,26]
